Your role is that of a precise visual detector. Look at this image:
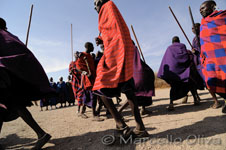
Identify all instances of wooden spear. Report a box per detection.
[131,25,146,64]
[25,4,33,46]
[189,6,200,48]
[169,6,193,49]
[71,24,74,61]
[25,5,38,106]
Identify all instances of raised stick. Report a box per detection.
[169,6,193,49]
[25,4,33,46]
[131,25,146,64]
[71,24,73,61]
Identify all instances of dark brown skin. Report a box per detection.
[192,23,200,35]
[85,42,94,53]
[200,1,216,18]
[94,0,109,13]
[95,37,103,46]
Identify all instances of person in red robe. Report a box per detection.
[93,0,148,139]
[199,0,226,113]
[70,42,103,121]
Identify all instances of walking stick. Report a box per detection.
[189,6,200,48]
[169,6,193,49]
[71,24,74,62]
[25,5,38,106]
[25,4,33,46]
[131,25,146,64]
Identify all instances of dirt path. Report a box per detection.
[1,88,226,150]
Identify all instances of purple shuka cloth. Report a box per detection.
[192,36,206,83]
[157,43,191,83]
[133,46,155,97]
[192,37,201,66]
[0,30,54,103]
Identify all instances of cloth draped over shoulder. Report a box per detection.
[133,46,155,97]
[93,1,134,90]
[69,52,95,107]
[200,10,226,93]
[133,46,155,106]
[76,52,96,90]
[157,43,191,83]
[0,30,54,104]
[69,61,83,106]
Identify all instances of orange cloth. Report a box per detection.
[93,1,134,90]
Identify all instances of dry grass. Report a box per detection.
[154,73,170,89]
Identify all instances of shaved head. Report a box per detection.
[172,36,180,43]
[94,0,109,13]
[0,18,7,30]
[200,0,216,18]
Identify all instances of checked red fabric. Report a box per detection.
[93,1,134,90]
[200,10,226,93]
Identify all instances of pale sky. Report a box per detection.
[1,0,226,82]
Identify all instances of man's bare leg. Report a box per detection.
[190,88,201,105]
[124,90,145,132]
[15,106,51,150]
[208,89,221,108]
[118,100,129,113]
[16,106,47,139]
[222,100,226,113]
[100,96,127,128]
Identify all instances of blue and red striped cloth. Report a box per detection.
[200,10,226,93]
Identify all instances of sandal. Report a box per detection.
[32,133,51,150]
[141,109,152,115]
[194,100,201,106]
[80,114,88,119]
[133,129,150,138]
[92,116,104,122]
[167,104,175,111]
[210,103,222,109]
[115,126,134,139]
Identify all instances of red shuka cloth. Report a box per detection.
[93,1,134,90]
[69,52,96,106]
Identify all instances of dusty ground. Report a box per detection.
[1,88,226,150]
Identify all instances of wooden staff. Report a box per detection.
[71,24,73,61]
[131,25,146,64]
[189,6,200,48]
[25,4,38,106]
[169,6,193,49]
[25,4,33,46]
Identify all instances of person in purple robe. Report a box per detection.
[118,42,155,115]
[0,18,54,149]
[157,36,202,111]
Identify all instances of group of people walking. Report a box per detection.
[0,0,225,149]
